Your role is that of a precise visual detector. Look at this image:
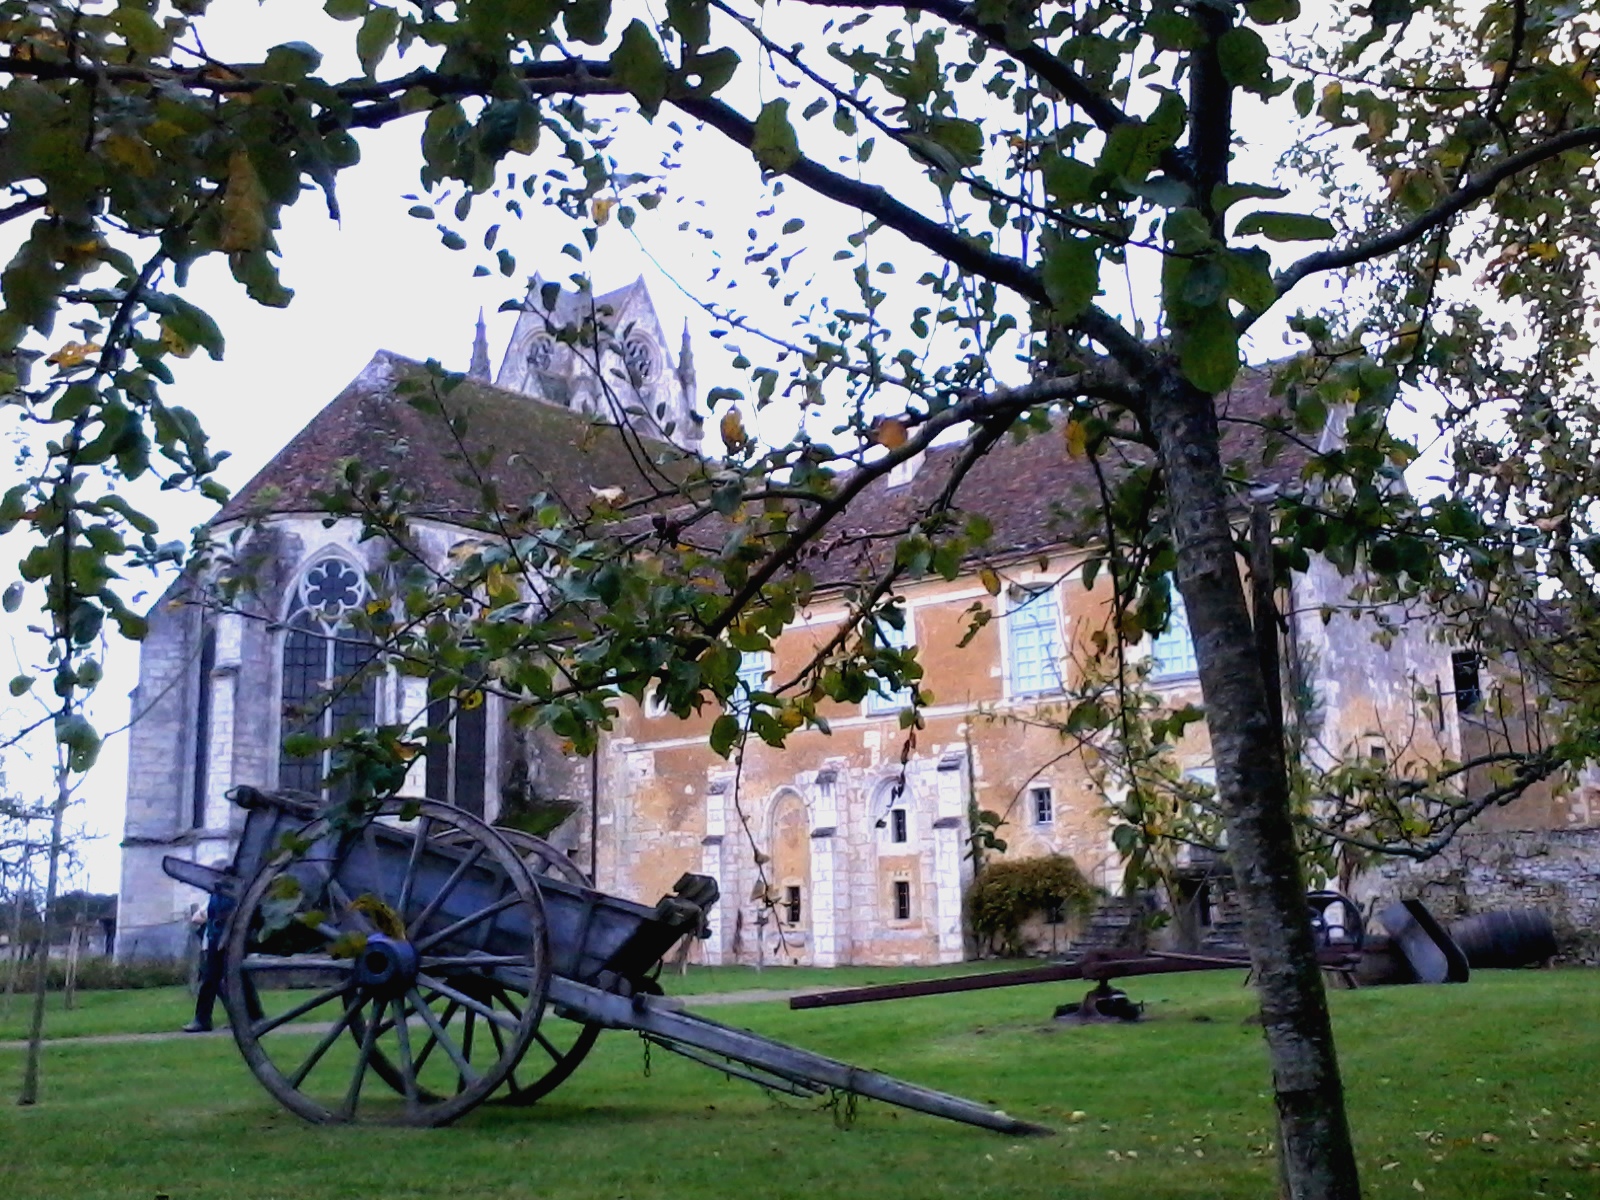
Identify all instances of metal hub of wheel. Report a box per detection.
[222,799,549,1126]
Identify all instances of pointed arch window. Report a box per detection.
[191,623,216,829]
[277,556,377,800]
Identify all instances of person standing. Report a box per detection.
[183,863,257,1032]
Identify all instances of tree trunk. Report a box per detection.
[1147,370,1361,1200]
[64,918,82,1011]
[18,761,70,1107]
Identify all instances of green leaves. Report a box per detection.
[752,99,801,173]
[355,6,401,77]
[1234,211,1336,242]
[1217,27,1277,96]
[55,713,102,773]
[1178,305,1241,393]
[1041,234,1101,321]
[611,20,669,118]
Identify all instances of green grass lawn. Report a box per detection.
[3,970,1595,1199]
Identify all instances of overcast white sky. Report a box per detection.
[1,2,1441,893]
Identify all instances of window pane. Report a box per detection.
[890,807,908,843]
[727,650,771,723]
[1032,786,1053,825]
[453,694,488,818]
[1009,587,1062,696]
[893,880,911,921]
[865,613,914,714]
[1150,586,1198,678]
[278,626,325,794]
[192,625,215,829]
[424,690,452,802]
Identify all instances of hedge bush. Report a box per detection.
[3,955,192,992]
[966,855,1097,956]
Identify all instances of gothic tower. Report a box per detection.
[494,275,703,453]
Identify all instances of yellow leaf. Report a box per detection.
[159,321,195,358]
[873,416,908,449]
[102,132,156,177]
[46,341,100,368]
[1064,418,1088,458]
[979,567,1002,596]
[1527,242,1561,262]
[458,689,484,711]
[220,149,268,253]
[720,407,747,449]
[350,893,406,938]
[592,196,614,225]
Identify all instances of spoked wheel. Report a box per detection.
[222,799,549,1126]
[433,827,603,1106]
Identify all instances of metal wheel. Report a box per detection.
[428,827,603,1106]
[222,799,548,1126]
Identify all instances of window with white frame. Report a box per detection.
[1030,784,1054,826]
[277,556,377,801]
[725,650,771,724]
[1007,584,1063,697]
[864,610,915,715]
[1150,582,1198,679]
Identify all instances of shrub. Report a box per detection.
[966,855,1096,957]
[17,955,193,992]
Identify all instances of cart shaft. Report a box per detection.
[548,977,1053,1137]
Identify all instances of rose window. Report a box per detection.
[301,558,364,619]
[621,336,656,382]
[527,336,557,372]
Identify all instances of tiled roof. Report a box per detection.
[218,352,693,526]
[221,354,1305,590]
[800,365,1305,582]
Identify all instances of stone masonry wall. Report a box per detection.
[1354,826,1600,964]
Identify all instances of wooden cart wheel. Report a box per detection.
[427,827,603,1106]
[222,799,548,1126]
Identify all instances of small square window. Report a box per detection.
[890,807,908,844]
[1031,785,1054,826]
[893,879,912,921]
[784,885,802,926]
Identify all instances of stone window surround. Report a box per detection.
[872,777,913,851]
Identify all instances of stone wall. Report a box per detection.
[1354,826,1600,964]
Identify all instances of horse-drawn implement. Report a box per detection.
[164,787,1049,1134]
